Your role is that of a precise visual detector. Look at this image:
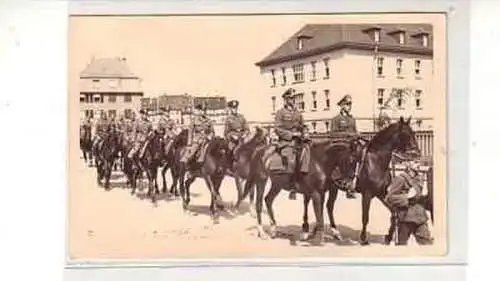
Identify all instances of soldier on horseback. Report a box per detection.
[127,109,153,160]
[329,94,361,199]
[156,107,177,156]
[224,100,250,161]
[180,102,214,164]
[92,111,110,153]
[274,88,310,200]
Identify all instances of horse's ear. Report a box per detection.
[406,116,412,125]
[399,116,405,124]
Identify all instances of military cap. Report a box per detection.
[227,100,239,108]
[337,94,352,106]
[282,88,295,99]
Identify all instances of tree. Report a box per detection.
[375,87,415,131]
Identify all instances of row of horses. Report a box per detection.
[79,116,431,246]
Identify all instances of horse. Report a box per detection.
[160,128,189,197]
[240,136,327,245]
[227,126,269,213]
[93,129,121,190]
[177,136,232,223]
[131,133,165,203]
[79,124,93,166]
[354,117,421,245]
[300,138,359,241]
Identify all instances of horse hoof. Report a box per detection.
[269,226,278,239]
[300,232,310,241]
[360,239,370,246]
[384,235,392,245]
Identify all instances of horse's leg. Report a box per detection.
[203,175,221,224]
[233,175,244,210]
[264,176,283,239]
[153,166,160,195]
[254,178,268,239]
[161,163,169,194]
[212,174,225,211]
[104,161,112,191]
[301,194,311,241]
[360,191,374,245]
[309,189,325,246]
[179,168,188,211]
[326,184,342,240]
[170,166,180,197]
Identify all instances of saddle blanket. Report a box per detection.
[265,146,296,174]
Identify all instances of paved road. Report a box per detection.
[68,158,435,260]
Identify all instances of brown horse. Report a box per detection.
[80,124,93,166]
[160,129,189,197]
[93,128,121,190]
[240,137,327,245]
[134,133,165,203]
[177,136,232,223]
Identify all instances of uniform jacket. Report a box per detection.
[95,118,110,137]
[224,113,249,140]
[134,118,153,140]
[385,171,428,224]
[190,114,214,143]
[274,106,304,143]
[330,112,358,139]
[157,116,176,136]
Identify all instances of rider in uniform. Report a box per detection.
[127,109,153,160]
[329,94,360,199]
[223,100,250,160]
[274,88,310,200]
[385,160,433,245]
[156,107,177,155]
[92,111,110,153]
[180,102,214,164]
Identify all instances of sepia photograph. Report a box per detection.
[68,12,447,260]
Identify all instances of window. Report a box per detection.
[79,94,85,103]
[124,109,132,119]
[399,32,405,44]
[295,93,305,111]
[324,89,330,109]
[93,95,101,103]
[311,121,317,132]
[271,96,276,113]
[396,59,403,76]
[92,79,100,83]
[377,57,384,75]
[292,63,304,82]
[374,30,380,42]
[124,95,132,103]
[325,121,330,132]
[312,91,317,110]
[415,90,422,108]
[377,88,384,106]
[323,58,330,79]
[108,79,118,88]
[297,38,304,50]
[311,61,317,80]
[270,69,276,87]
[415,60,421,76]
[397,89,404,108]
[108,95,116,103]
[422,34,429,47]
[281,67,287,85]
[85,110,94,118]
[108,110,116,119]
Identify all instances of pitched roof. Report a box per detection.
[255,24,433,67]
[80,57,139,78]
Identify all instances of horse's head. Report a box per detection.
[208,136,232,168]
[393,116,421,159]
[173,128,189,148]
[149,133,165,161]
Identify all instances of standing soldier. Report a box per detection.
[329,94,359,199]
[385,160,433,245]
[274,88,310,200]
[127,109,153,160]
[224,100,250,159]
[180,103,214,164]
[92,111,110,153]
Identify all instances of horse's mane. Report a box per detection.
[366,122,400,151]
[173,129,189,148]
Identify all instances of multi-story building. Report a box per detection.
[255,24,433,133]
[79,57,144,119]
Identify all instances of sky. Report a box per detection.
[68,14,442,122]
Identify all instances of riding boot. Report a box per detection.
[345,181,357,199]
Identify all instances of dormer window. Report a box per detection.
[298,38,304,50]
[362,26,382,43]
[374,30,380,43]
[422,34,429,47]
[399,32,406,44]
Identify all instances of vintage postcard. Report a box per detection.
[68,12,447,261]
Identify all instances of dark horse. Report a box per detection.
[177,136,232,223]
[80,124,93,166]
[93,129,120,190]
[301,117,422,245]
[240,137,327,245]
[227,126,269,214]
[160,129,189,197]
[127,133,165,204]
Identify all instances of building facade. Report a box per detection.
[79,57,143,119]
[255,24,434,133]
